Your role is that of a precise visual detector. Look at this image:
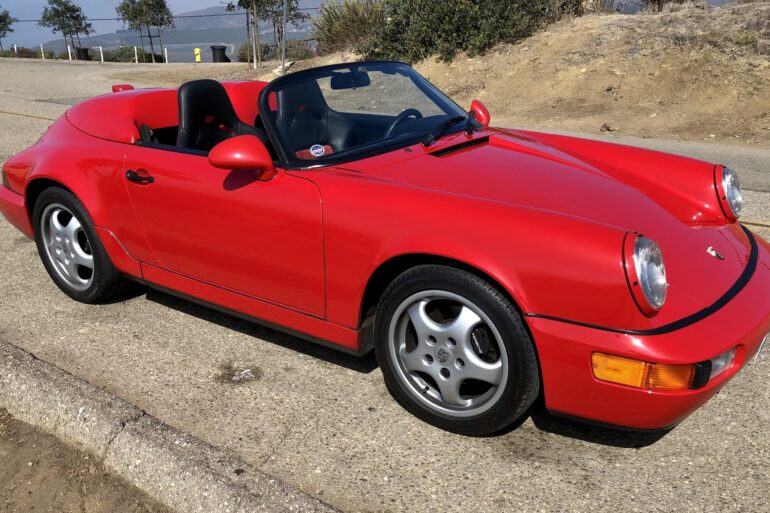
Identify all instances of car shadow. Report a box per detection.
[96,281,147,305]
[143,288,379,374]
[136,288,668,445]
[528,406,672,448]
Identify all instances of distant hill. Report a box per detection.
[43,1,322,54]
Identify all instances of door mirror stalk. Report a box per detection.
[470,100,491,128]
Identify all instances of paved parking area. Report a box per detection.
[1,59,769,513]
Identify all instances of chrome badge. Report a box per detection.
[707,246,725,260]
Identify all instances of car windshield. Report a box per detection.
[259,61,472,166]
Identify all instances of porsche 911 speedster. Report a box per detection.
[1,61,769,436]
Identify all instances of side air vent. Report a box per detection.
[430,137,489,157]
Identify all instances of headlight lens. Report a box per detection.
[719,167,743,220]
[632,236,668,313]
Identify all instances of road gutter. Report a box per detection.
[0,340,338,513]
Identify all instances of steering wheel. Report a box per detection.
[384,108,424,138]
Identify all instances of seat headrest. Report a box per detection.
[177,79,240,149]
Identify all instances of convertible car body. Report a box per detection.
[1,61,769,435]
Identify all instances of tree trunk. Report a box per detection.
[658,0,664,12]
[146,24,156,63]
[157,26,164,60]
[76,32,81,47]
[139,27,147,63]
[252,3,260,69]
[245,9,252,64]
[273,19,278,48]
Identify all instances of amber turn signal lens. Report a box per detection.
[591,353,694,390]
[592,353,648,388]
[645,362,694,390]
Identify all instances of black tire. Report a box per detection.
[374,265,540,436]
[33,187,127,303]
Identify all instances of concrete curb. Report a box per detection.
[0,341,338,513]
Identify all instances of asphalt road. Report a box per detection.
[1,58,769,513]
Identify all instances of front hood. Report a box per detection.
[339,129,754,325]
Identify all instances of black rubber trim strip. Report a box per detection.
[524,225,759,336]
[122,277,372,357]
[547,410,678,433]
[690,361,712,389]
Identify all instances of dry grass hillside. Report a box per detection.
[114,1,770,147]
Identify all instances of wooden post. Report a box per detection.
[164,47,168,63]
[134,46,139,63]
[40,44,45,59]
[67,45,72,60]
[99,46,104,63]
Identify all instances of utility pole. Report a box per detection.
[280,0,287,75]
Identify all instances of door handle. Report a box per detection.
[125,169,155,185]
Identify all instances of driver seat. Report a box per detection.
[176,79,269,152]
[275,80,354,155]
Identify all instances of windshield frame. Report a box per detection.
[258,60,474,170]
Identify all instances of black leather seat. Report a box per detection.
[176,79,269,152]
[275,80,354,155]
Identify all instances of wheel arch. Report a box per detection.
[25,178,76,228]
[359,253,527,330]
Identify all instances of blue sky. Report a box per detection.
[2,0,220,46]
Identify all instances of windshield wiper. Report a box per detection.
[423,116,465,147]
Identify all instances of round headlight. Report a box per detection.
[720,167,743,219]
[624,234,668,315]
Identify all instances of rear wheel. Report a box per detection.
[33,188,127,303]
[374,265,540,436]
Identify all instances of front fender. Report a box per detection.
[313,169,637,331]
[511,129,727,226]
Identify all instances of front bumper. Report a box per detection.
[0,184,33,238]
[528,231,770,430]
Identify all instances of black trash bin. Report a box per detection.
[210,45,230,63]
[74,47,90,60]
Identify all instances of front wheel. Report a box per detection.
[33,187,127,303]
[374,265,540,436]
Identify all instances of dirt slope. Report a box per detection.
[113,1,770,147]
[0,408,170,513]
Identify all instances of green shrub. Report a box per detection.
[236,41,271,63]
[237,40,313,62]
[363,0,560,63]
[313,0,384,54]
[98,47,161,63]
[286,40,314,60]
[3,46,54,58]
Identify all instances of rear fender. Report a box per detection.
[17,117,155,271]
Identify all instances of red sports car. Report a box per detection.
[1,61,768,436]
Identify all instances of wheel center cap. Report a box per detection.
[436,347,452,364]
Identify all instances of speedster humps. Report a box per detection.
[1,61,769,435]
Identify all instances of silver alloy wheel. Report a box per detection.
[388,290,508,418]
[40,203,94,291]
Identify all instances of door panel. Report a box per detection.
[123,146,325,316]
